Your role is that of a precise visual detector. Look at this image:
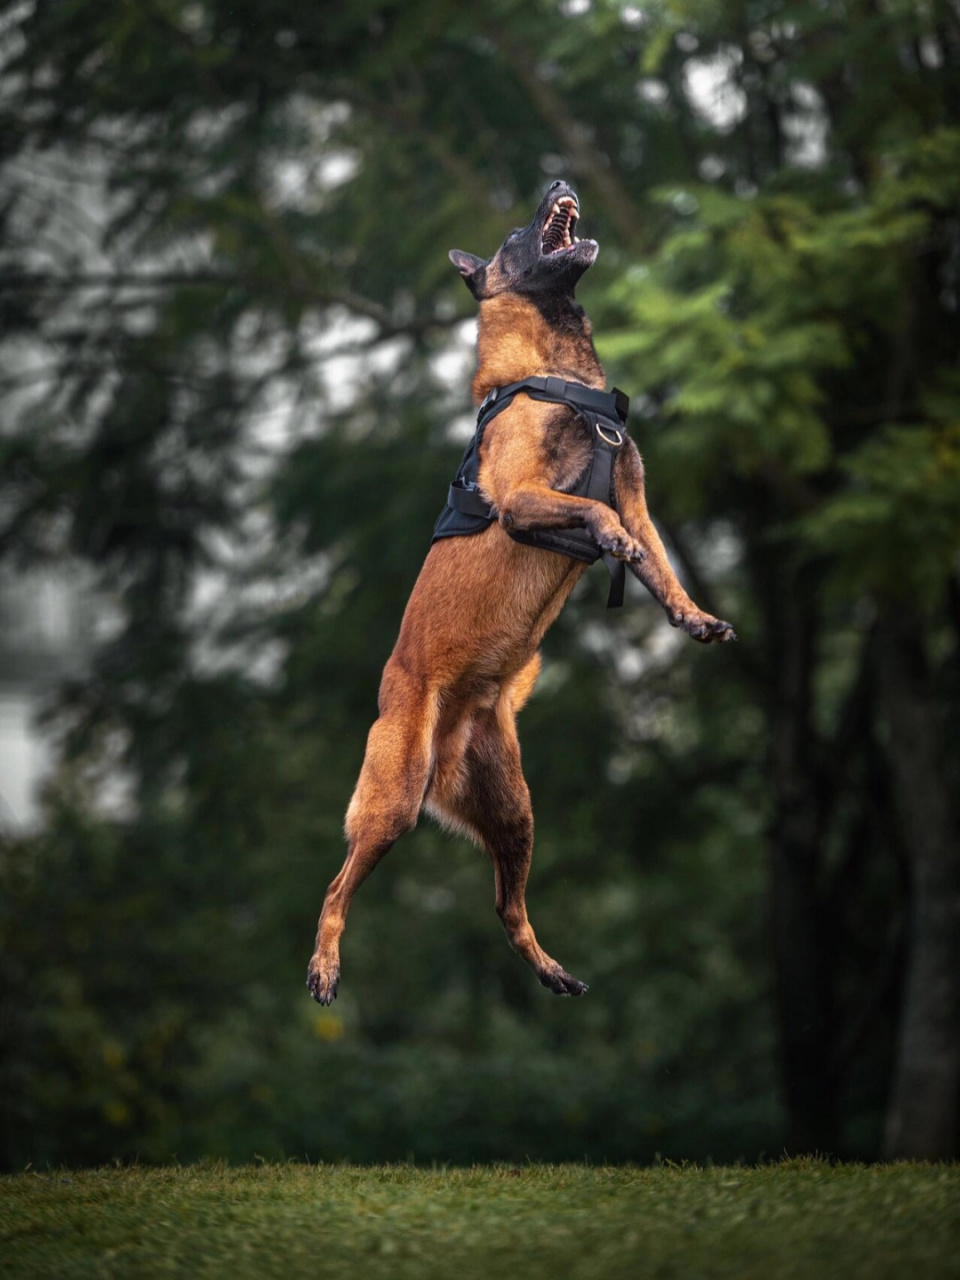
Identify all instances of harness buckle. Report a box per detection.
[595,423,623,448]
[479,387,499,411]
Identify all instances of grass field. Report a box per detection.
[1,1160,958,1279]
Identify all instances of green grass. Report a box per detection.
[1,1160,958,1279]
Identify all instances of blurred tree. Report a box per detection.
[597,14,960,1156]
[1,0,958,1165]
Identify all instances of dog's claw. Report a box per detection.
[596,525,645,563]
[696,618,736,644]
[539,966,589,996]
[307,959,340,1006]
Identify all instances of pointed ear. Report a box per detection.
[448,249,489,297]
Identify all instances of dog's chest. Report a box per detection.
[538,407,595,493]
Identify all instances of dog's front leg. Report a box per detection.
[616,444,736,643]
[480,404,643,561]
[498,482,646,564]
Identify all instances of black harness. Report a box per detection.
[432,376,632,608]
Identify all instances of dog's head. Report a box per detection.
[449,181,598,302]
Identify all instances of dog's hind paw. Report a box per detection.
[539,966,589,997]
[307,956,340,1005]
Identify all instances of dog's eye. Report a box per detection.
[506,229,523,241]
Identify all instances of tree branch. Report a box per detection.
[1,271,469,337]
[486,30,641,245]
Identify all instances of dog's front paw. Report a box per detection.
[307,955,340,1005]
[596,523,646,563]
[669,609,737,644]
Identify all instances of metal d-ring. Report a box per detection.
[595,423,623,447]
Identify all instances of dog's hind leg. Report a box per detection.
[427,686,587,997]
[307,664,438,1005]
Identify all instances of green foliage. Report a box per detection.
[602,127,960,526]
[2,0,960,1170]
[803,420,960,606]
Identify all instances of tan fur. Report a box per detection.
[473,293,604,398]
[307,223,733,1005]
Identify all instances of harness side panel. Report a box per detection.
[431,421,497,541]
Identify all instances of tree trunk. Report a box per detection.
[766,566,837,1153]
[877,617,960,1160]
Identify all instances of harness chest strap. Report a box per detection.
[432,377,632,609]
[584,425,626,609]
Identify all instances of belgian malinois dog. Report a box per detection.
[307,181,735,1005]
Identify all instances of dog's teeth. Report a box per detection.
[542,194,583,254]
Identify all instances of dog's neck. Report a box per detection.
[471,293,605,405]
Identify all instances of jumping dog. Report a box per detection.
[307,181,735,1004]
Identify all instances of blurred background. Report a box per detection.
[1,0,958,1170]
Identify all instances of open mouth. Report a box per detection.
[541,196,580,255]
